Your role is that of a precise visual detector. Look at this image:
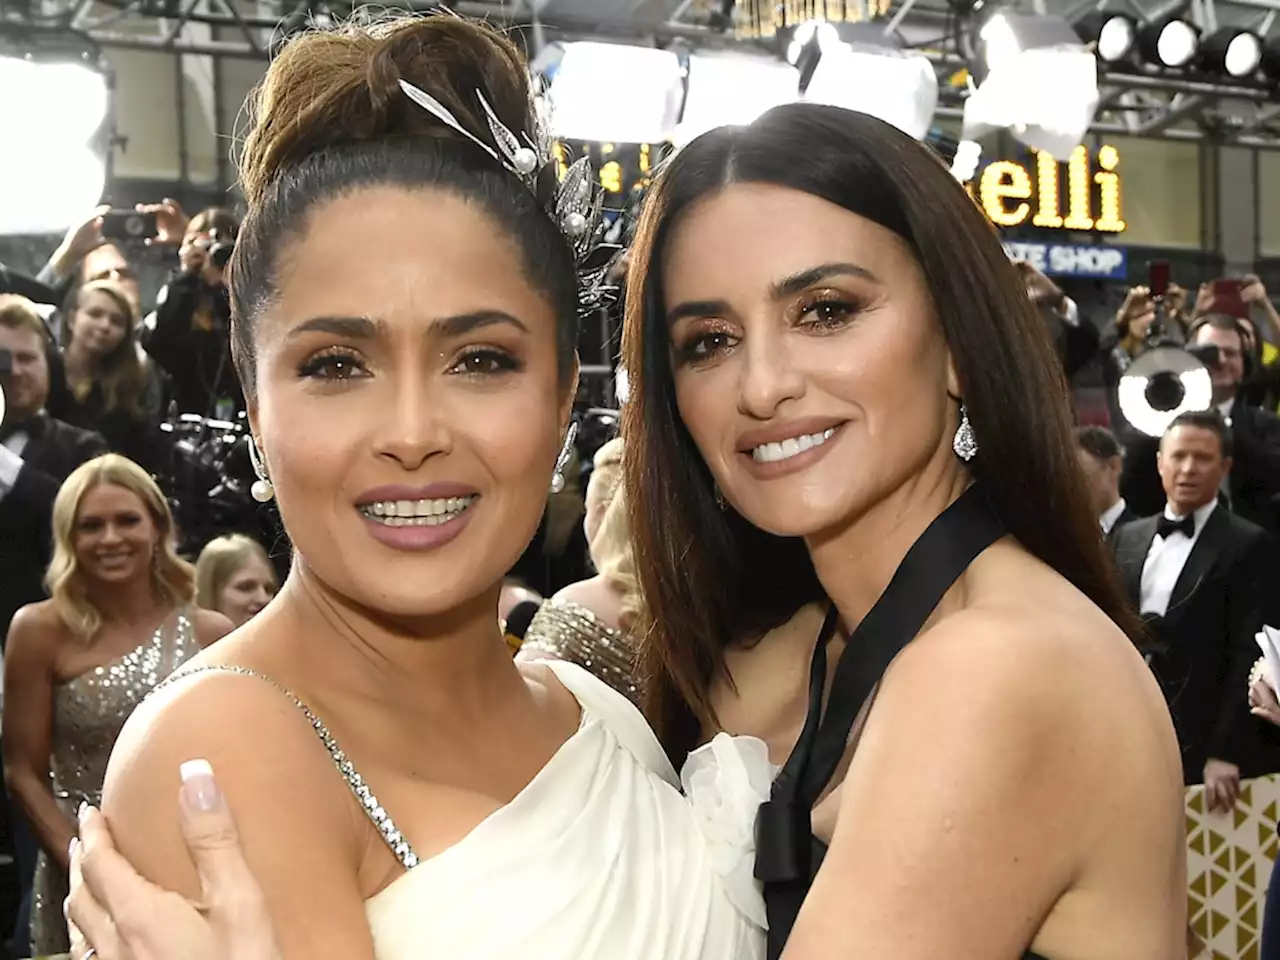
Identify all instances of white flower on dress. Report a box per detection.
[680,733,780,930]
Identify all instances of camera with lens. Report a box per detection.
[207,229,235,270]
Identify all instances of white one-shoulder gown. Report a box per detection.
[185,659,775,959]
[364,661,772,958]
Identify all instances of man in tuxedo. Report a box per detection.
[0,294,108,642]
[1122,315,1280,530]
[1075,425,1139,537]
[0,295,107,956]
[1113,410,1279,807]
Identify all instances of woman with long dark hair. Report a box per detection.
[620,104,1184,959]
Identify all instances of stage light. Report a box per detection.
[1137,19,1200,69]
[1263,36,1280,82]
[0,48,110,236]
[1075,13,1137,62]
[676,53,798,145]
[1200,28,1262,78]
[541,42,684,143]
[802,42,938,140]
[963,12,1098,161]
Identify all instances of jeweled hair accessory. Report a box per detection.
[399,78,618,316]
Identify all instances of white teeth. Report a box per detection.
[752,427,837,464]
[361,496,476,526]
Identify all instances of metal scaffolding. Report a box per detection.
[1,0,1278,144]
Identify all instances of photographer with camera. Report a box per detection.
[141,207,243,419]
[36,201,189,333]
[1120,314,1280,531]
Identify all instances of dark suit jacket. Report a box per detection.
[0,415,108,644]
[1113,508,1280,783]
[1120,403,1280,534]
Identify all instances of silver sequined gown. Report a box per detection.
[520,598,639,703]
[30,610,200,956]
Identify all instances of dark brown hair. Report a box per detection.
[1074,425,1122,462]
[622,104,1144,758]
[227,12,578,400]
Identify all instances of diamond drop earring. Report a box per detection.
[247,437,275,503]
[550,421,579,495]
[953,404,978,462]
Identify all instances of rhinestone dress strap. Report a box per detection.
[154,664,420,870]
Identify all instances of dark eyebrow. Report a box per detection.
[769,262,880,300]
[433,310,529,338]
[666,262,879,327]
[288,310,528,342]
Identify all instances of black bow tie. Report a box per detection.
[1157,515,1196,540]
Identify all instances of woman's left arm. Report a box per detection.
[781,617,1094,960]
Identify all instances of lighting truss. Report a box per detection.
[2,0,1278,145]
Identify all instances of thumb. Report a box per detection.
[178,760,264,911]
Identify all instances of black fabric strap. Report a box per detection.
[755,485,1004,959]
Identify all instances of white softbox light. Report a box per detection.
[0,55,109,236]
[802,45,938,140]
[676,53,799,145]
[545,42,684,143]
[963,14,1099,161]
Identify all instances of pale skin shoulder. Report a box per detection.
[783,587,1184,960]
[101,670,379,959]
[191,608,235,648]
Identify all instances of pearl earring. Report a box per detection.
[550,422,579,495]
[247,437,275,503]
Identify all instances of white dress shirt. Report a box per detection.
[1100,498,1129,536]
[1139,499,1219,617]
[0,430,29,501]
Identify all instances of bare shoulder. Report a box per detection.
[102,666,362,899]
[880,576,1178,794]
[550,578,623,629]
[191,607,235,647]
[5,601,67,657]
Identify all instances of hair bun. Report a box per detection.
[239,12,536,207]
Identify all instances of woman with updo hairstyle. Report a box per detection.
[520,437,642,700]
[3,454,228,955]
[195,533,277,627]
[66,12,764,960]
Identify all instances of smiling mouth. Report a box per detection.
[358,496,477,527]
[750,427,839,464]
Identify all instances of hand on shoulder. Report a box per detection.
[101,668,378,957]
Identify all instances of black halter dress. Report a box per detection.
[753,485,1050,960]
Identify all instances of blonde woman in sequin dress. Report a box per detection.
[2,454,230,955]
[520,437,641,701]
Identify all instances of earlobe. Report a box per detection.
[560,353,581,431]
[944,357,961,400]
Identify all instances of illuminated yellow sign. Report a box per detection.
[977,145,1125,234]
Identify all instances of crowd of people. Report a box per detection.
[0,8,1278,960]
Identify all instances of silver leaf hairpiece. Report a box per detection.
[398,77,618,317]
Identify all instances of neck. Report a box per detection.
[261,562,527,724]
[1169,497,1212,518]
[1102,495,1122,515]
[86,575,164,627]
[1214,386,1236,407]
[64,342,96,380]
[806,454,970,632]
